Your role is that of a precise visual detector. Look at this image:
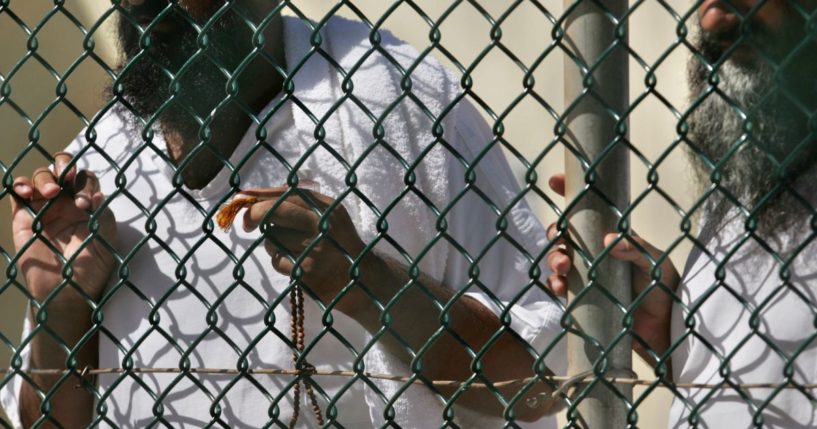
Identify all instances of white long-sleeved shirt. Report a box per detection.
[1,16,564,428]
[670,204,817,428]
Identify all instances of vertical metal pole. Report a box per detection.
[563,0,632,427]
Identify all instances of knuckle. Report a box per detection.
[264,239,277,254]
[272,255,289,273]
[547,243,565,256]
[312,214,323,230]
[81,170,98,180]
[616,239,632,253]
[53,151,74,160]
[32,167,53,179]
[300,258,315,272]
[257,209,273,226]
[53,152,74,170]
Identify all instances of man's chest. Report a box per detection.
[672,233,817,382]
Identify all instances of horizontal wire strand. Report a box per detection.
[0,367,810,390]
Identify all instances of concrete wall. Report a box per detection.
[0,0,695,426]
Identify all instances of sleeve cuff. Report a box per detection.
[463,291,567,376]
[1,305,32,429]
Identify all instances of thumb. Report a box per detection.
[603,232,664,274]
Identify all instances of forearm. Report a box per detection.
[20,301,98,428]
[633,310,673,381]
[341,253,560,421]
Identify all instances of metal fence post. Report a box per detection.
[563,0,632,427]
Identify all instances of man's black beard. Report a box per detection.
[687,18,817,236]
[111,2,249,162]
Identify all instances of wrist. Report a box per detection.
[634,314,672,356]
[30,289,95,306]
[28,273,109,305]
[28,298,95,338]
[332,251,389,328]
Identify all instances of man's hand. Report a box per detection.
[545,174,680,365]
[241,185,561,420]
[240,186,367,314]
[10,153,117,428]
[11,153,117,304]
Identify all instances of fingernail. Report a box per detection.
[43,183,60,195]
[13,183,31,195]
[75,195,91,210]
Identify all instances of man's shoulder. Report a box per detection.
[64,107,140,176]
[319,16,460,99]
[321,15,428,58]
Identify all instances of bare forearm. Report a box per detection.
[20,302,98,428]
[633,313,673,381]
[342,253,559,421]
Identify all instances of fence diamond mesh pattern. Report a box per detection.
[1,0,815,428]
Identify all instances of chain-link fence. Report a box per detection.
[2,0,816,427]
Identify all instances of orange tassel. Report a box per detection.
[216,197,258,232]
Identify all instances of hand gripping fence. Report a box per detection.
[2,0,817,428]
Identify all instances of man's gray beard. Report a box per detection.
[687,39,816,237]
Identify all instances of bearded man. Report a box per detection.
[1,0,565,427]
[545,0,817,427]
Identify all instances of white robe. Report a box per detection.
[2,15,564,428]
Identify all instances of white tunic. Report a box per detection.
[669,206,817,428]
[2,16,564,428]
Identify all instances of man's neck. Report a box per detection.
[166,16,286,190]
[164,110,254,190]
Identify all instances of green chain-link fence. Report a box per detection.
[2,0,816,427]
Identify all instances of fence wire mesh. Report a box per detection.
[1,0,816,428]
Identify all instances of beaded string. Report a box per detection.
[289,284,324,428]
[217,197,324,427]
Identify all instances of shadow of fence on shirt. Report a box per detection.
[2,0,816,428]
